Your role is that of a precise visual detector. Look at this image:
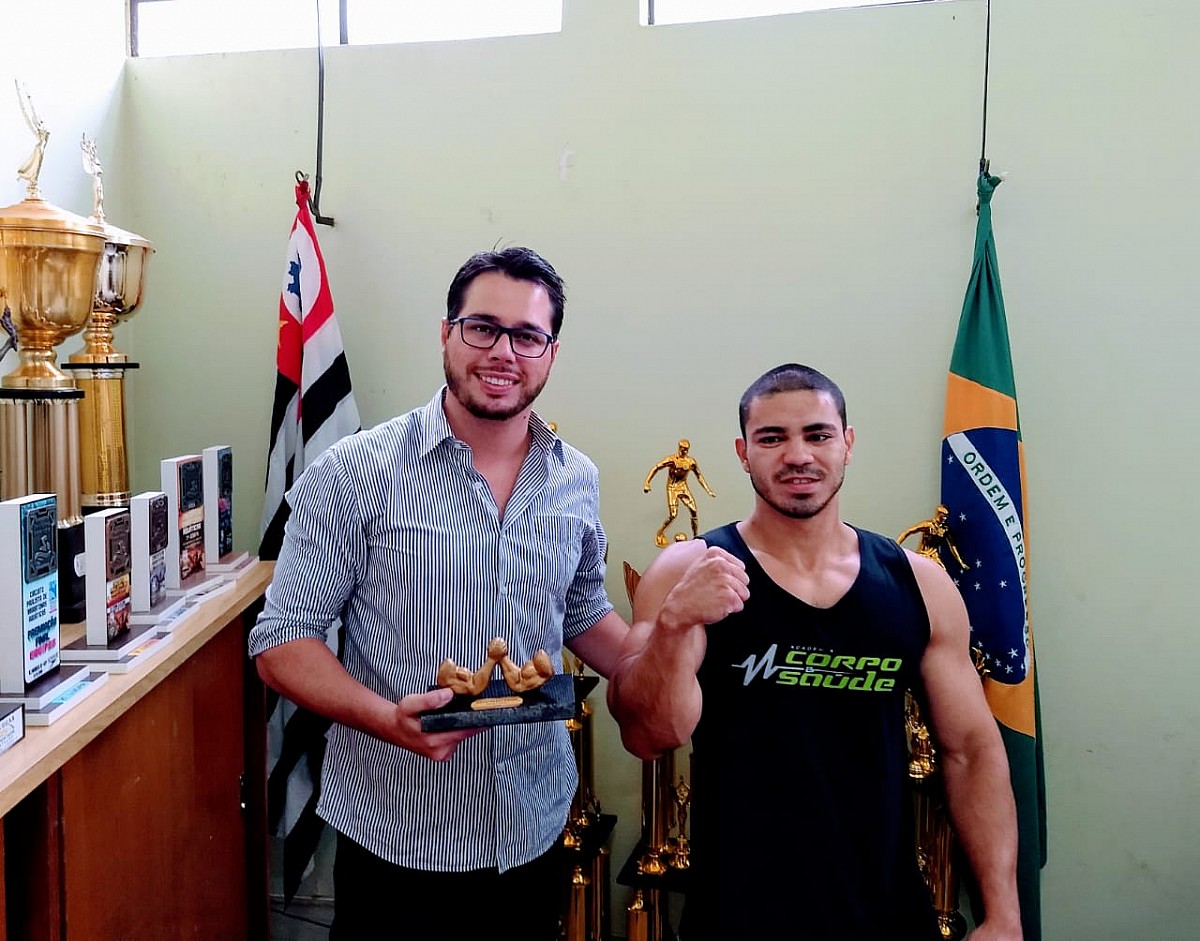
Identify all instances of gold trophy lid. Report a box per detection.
[100,220,153,252]
[0,196,106,242]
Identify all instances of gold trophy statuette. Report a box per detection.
[643,439,715,547]
[898,505,969,574]
[62,134,154,510]
[435,637,553,709]
[898,510,971,940]
[1,86,106,392]
[0,83,106,622]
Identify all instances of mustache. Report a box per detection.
[774,464,823,482]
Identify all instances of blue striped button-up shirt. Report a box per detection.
[248,387,614,872]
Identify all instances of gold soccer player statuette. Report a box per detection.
[898,505,969,573]
[436,637,554,698]
[643,439,715,548]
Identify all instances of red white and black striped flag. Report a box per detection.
[260,178,360,903]
[260,178,361,559]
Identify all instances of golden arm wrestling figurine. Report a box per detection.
[436,637,554,696]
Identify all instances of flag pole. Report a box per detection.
[979,0,992,174]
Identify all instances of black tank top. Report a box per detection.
[682,523,939,941]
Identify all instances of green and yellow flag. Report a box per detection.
[940,171,1046,940]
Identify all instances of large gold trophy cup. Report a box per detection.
[0,83,106,621]
[61,133,154,511]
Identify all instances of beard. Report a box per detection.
[748,464,845,520]
[443,349,548,422]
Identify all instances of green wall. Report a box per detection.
[5,1,1198,936]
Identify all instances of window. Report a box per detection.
[130,0,561,58]
[642,0,932,27]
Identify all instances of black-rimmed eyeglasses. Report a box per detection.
[449,316,557,359]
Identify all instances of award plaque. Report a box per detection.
[202,445,250,573]
[0,493,61,688]
[0,703,24,757]
[0,492,94,710]
[83,507,132,646]
[127,490,188,625]
[161,454,206,593]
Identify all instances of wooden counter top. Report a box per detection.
[0,559,273,819]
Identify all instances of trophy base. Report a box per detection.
[420,673,575,732]
[60,620,164,662]
[0,663,91,710]
[22,670,109,727]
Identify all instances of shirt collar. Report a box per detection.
[417,385,565,465]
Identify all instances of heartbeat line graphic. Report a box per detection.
[732,644,783,686]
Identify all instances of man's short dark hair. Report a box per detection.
[446,246,566,335]
[739,364,848,436]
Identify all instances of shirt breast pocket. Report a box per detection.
[526,513,587,600]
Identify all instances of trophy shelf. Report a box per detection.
[0,560,273,941]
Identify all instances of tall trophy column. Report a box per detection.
[0,84,107,623]
[61,134,154,513]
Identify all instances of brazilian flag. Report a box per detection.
[940,171,1046,940]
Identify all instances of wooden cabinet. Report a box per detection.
[0,563,272,941]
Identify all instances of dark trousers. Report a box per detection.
[329,831,566,940]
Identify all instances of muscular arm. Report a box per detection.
[566,609,630,679]
[912,553,1022,939]
[607,542,748,760]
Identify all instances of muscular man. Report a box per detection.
[609,363,1021,940]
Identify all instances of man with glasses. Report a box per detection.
[250,247,631,939]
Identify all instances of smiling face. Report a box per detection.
[441,271,558,423]
[735,389,855,520]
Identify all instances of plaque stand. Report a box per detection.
[59,619,173,672]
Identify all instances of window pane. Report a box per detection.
[347,0,561,45]
[135,0,341,58]
[644,0,930,27]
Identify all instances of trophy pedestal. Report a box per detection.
[60,619,165,663]
[61,360,138,511]
[0,666,109,727]
[0,387,88,622]
[419,673,575,732]
[0,662,90,709]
